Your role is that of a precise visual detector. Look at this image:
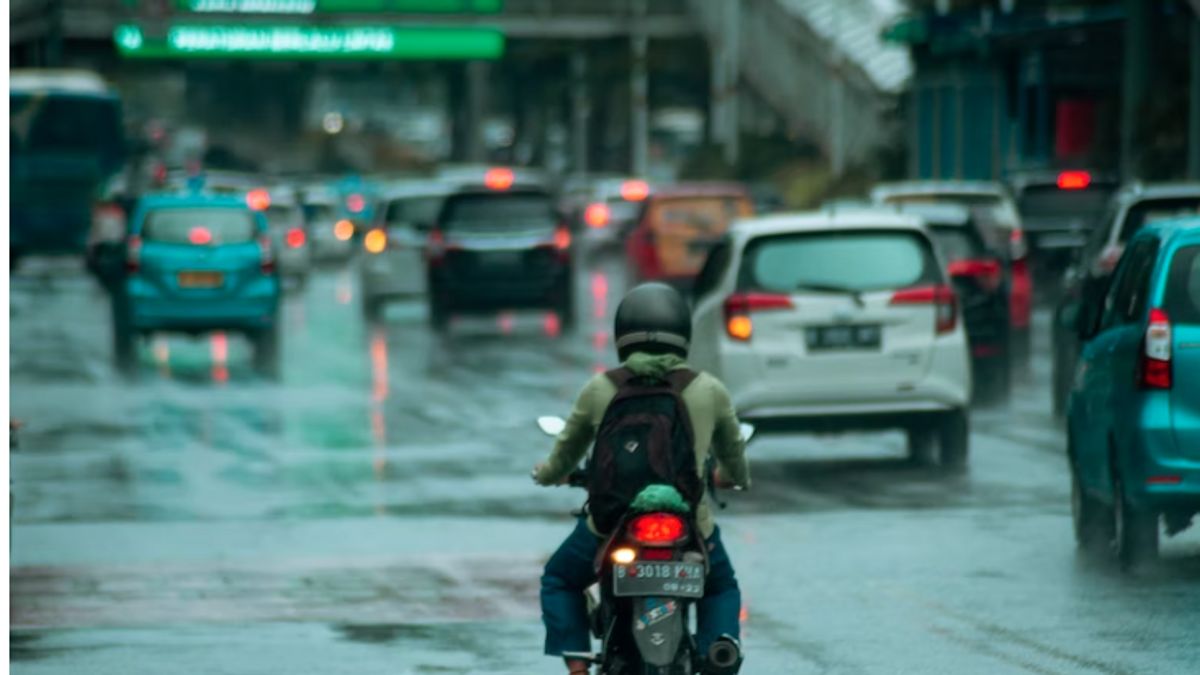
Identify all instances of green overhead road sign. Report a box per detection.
[114,24,505,59]
[176,0,502,13]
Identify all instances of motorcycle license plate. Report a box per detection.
[613,561,705,598]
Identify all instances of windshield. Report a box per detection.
[929,225,988,262]
[1017,185,1115,221]
[1165,245,1200,325]
[741,230,941,293]
[441,192,556,232]
[1120,198,1200,242]
[142,208,258,244]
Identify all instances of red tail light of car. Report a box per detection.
[628,512,687,546]
[484,168,515,191]
[346,193,366,214]
[286,227,306,249]
[126,235,143,273]
[722,293,795,341]
[584,202,611,229]
[620,179,650,202]
[188,227,213,246]
[1138,308,1172,390]
[258,235,276,274]
[247,189,271,212]
[1057,170,1091,190]
[890,285,958,334]
[947,258,1003,293]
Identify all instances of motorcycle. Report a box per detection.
[535,416,753,675]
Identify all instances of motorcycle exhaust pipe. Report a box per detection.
[704,636,743,675]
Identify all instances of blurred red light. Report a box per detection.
[247,189,271,211]
[286,227,306,248]
[484,168,515,190]
[1057,171,1091,190]
[189,227,213,245]
[629,513,686,544]
[584,203,611,229]
[620,179,650,201]
[346,193,366,213]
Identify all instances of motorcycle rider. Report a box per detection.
[533,282,751,674]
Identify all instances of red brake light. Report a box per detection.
[247,189,271,211]
[346,193,365,213]
[947,259,1002,292]
[890,285,957,334]
[628,512,686,545]
[584,202,611,229]
[1057,171,1091,190]
[620,179,650,202]
[554,226,572,251]
[722,293,794,341]
[1139,308,1172,389]
[258,235,275,274]
[286,227,306,248]
[188,227,213,245]
[126,234,142,273]
[484,168,515,191]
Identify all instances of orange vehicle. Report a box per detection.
[625,183,754,284]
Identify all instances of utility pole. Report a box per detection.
[571,46,590,175]
[723,0,740,167]
[630,0,649,177]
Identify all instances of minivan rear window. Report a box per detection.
[741,230,941,293]
[1165,245,1200,324]
[442,192,556,231]
[143,208,257,244]
[1120,198,1200,242]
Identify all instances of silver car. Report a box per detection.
[265,186,312,288]
[359,181,452,320]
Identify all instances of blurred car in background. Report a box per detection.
[359,180,452,320]
[117,192,281,377]
[426,168,573,331]
[263,185,311,289]
[1067,218,1200,568]
[1007,169,1119,285]
[626,182,753,286]
[1052,182,1200,415]
[689,208,972,466]
[897,203,1012,402]
[302,185,356,262]
[871,180,1032,360]
[560,175,652,251]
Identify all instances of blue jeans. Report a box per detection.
[541,517,742,658]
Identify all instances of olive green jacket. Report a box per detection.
[534,352,751,538]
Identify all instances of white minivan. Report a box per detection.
[689,209,973,466]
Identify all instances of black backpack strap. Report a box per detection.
[664,368,699,393]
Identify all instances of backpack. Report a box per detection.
[587,366,703,534]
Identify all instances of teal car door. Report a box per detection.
[1163,240,1200,456]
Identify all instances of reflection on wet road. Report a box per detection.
[10,255,1200,674]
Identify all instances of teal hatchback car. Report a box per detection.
[115,193,281,377]
[1067,218,1200,568]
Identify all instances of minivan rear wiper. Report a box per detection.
[794,282,866,307]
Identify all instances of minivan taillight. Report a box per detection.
[723,292,794,341]
[126,235,142,273]
[258,235,275,274]
[1139,308,1172,389]
[890,285,957,334]
[947,259,1003,293]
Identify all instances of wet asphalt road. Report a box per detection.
[10,253,1200,675]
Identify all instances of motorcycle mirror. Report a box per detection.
[537,416,567,436]
[739,422,756,442]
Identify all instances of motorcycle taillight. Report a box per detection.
[628,512,687,546]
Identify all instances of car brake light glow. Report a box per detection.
[947,259,1002,292]
[484,168,515,191]
[890,285,957,334]
[286,227,306,248]
[584,202,611,229]
[188,227,213,245]
[126,234,142,273]
[554,226,572,251]
[364,228,387,254]
[1146,475,1182,485]
[346,193,365,213]
[722,293,794,341]
[628,513,686,545]
[1057,170,1091,190]
[620,179,650,202]
[1139,307,1172,389]
[247,188,271,211]
[334,219,355,241]
[258,235,275,274]
[611,547,637,564]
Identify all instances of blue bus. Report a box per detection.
[10,70,125,265]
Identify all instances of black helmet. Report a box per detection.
[614,283,692,361]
